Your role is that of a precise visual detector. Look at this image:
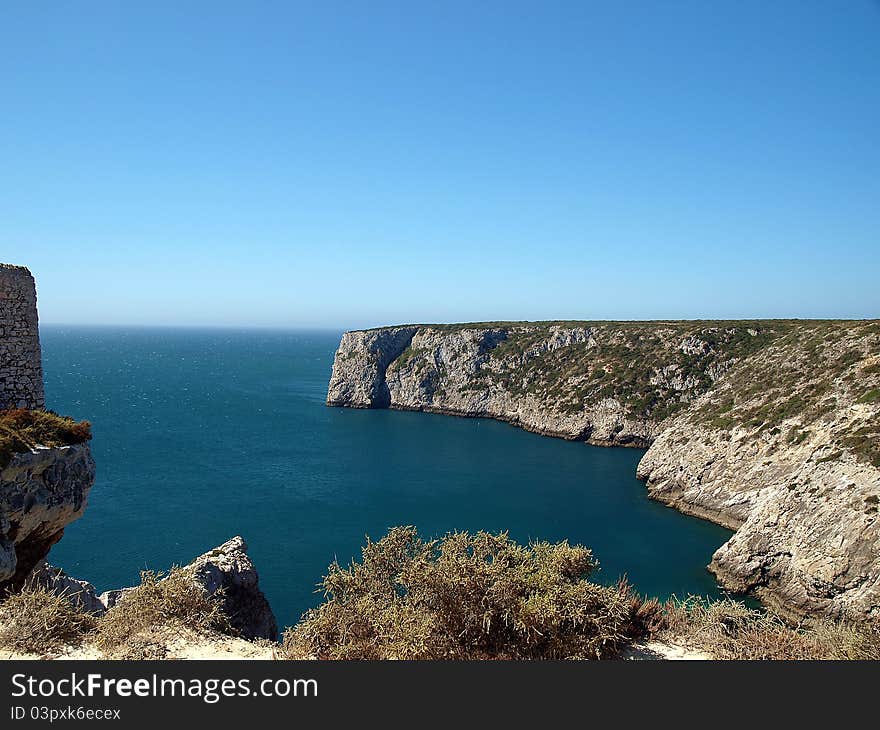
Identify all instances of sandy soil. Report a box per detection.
[619,640,713,660]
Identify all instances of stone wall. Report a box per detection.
[0,263,45,410]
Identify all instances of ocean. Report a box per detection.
[41,326,733,630]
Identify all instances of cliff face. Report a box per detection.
[327,326,418,408]
[0,445,96,593]
[328,322,778,445]
[327,320,880,622]
[639,424,880,621]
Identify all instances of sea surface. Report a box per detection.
[41,326,734,630]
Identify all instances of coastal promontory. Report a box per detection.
[327,321,880,622]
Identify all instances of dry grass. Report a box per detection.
[655,597,880,660]
[281,527,647,660]
[0,585,96,654]
[0,408,91,468]
[95,568,229,659]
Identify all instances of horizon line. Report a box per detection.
[39,316,880,331]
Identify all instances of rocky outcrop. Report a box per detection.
[0,445,96,594]
[97,536,277,640]
[10,540,279,658]
[183,536,277,640]
[639,425,880,622]
[328,320,880,622]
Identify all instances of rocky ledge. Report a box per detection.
[327,320,880,622]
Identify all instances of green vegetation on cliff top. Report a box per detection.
[690,321,880,467]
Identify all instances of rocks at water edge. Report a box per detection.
[638,421,880,622]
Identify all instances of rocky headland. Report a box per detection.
[327,321,880,622]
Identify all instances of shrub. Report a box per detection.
[658,598,880,660]
[281,527,646,660]
[843,426,880,468]
[0,408,92,469]
[95,568,229,658]
[0,585,96,654]
[857,389,880,404]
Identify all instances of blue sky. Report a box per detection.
[1,1,878,328]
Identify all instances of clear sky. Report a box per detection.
[1,1,878,328]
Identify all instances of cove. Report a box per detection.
[41,326,734,630]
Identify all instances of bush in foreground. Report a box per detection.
[0,408,92,468]
[0,585,96,654]
[282,526,652,660]
[95,568,229,659]
[658,598,880,660]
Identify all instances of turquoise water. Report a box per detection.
[41,326,733,630]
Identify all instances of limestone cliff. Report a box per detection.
[328,322,783,444]
[327,320,880,622]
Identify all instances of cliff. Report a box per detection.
[328,321,783,445]
[327,320,880,622]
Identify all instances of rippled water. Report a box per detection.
[41,326,733,630]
